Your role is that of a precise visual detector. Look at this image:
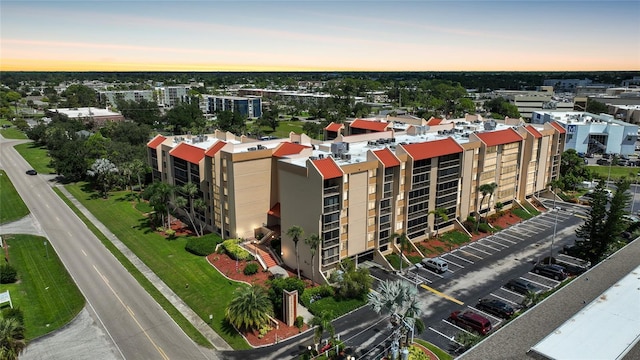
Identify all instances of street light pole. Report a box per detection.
[632,174,639,215]
[549,207,560,263]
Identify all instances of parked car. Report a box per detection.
[596,158,610,165]
[448,310,492,335]
[533,264,568,281]
[585,153,594,158]
[561,242,584,258]
[475,298,515,319]
[25,169,37,175]
[421,257,448,273]
[505,278,540,295]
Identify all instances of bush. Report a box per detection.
[2,307,24,325]
[243,262,259,275]
[301,284,335,307]
[0,264,17,284]
[294,315,304,331]
[270,238,281,257]
[185,237,218,256]
[478,223,492,233]
[221,239,253,261]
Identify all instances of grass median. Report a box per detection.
[60,184,250,350]
[0,169,30,224]
[0,234,85,340]
[13,142,55,175]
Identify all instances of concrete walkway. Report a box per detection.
[54,185,233,351]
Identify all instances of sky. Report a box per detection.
[1,0,639,72]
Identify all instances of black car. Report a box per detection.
[533,264,568,281]
[505,278,540,295]
[475,298,515,319]
[561,243,583,258]
[25,169,37,175]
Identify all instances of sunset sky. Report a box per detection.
[1,0,639,72]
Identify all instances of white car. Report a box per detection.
[421,257,448,273]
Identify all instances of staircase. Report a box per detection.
[244,241,278,269]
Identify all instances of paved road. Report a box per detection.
[0,137,218,360]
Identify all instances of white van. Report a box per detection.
[422,257,448,273]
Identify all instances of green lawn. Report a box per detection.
[13,142,55,174]
[0,234,85,340]
[0,170,30,224]
[0,126,28,139]
[587,164,640,181]
[63,184,250,349]
[261,120,306,139]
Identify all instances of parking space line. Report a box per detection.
[492,234,517,244]
[501,287,527,298]
[481,237,509,248]
[466,244,492,255]
[429,327,459,344]
[527,272,561,285]
[497,232,522,242]
[458,248,483,259]
[472,241,501,252]
[468,307,503,324]
[421,284,464,305]
[448,251,475,264]
[534,218,555,226]
[520,277,552,290]
[440,256,466,269]
[444,319,475,335]
[490,293,520,305]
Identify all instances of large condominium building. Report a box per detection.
[201,95,262,118]
[98,90,155,106]
[147,115,565,283]
[531,111,639,155]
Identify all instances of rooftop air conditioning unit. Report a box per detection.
[319,154,324,159]
[248,147,257,151]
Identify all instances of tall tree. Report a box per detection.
[332,258,372,300]
[165,102,205,134]
[60,84,97,108]
[390,232,410,273]
[0,317,27,360]
[305,233,321,286]
[368,280,423,355]
[575,180,609,264]
[145,182,176,228]
[175,182,203,237]
[310,311,335,346]
[225,285,274,331]
[428,208,449,238]
[87,158,119,198]
[477,182,498,229]
[286,226,304,279]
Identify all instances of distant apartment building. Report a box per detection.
[493,90,574,120]
[531,111,638,155]
[147,116,564,283]
[543,78,593,93]
[98,90,155,106]
[201,95,262,118]
[156,86,190,108]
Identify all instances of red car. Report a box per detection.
[449,310,492,335]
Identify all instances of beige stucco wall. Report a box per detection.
[346,171,368,255]
[228,157,272,239]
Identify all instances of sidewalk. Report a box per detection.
[55,185,233,351]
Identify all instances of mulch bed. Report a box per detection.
[206,252,310,347]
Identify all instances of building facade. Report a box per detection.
[147,116,564,283]
[531,111,638,155]
[98,90,155,106]
[201,95,262,118]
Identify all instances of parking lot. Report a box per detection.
[371,200,590,353]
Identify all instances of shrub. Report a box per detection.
[185,237,218,256]
[294,315,304,331]
[243,262,259,275]
[222,239,253,261]
[270,238,281,257]
[164,229,176,239]
[267,277,306,315]
[478,223,492,233]
[2,307,24,325]
[301,284,335,307]
[0,264,17,284]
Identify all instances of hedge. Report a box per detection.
[243,262,259,275]
[185,237,218,256]
[221,239,253,261]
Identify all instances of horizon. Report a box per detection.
[1,1,639,72]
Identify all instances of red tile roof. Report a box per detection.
[401,137,464,161]
[147,135,166,149]
[313,158,343,179]
[267,203,280,218]
[350,119,389,132]
[205,141,226,157]
[475,128,523,147]
[374,148,400,167]
[325,122,344,132]
[550,121,567,134]
[426,117,443,126]
[273,142,309,158]
[170,142,205,164]
[525,125,543,139]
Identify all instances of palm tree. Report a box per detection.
[368,279,422,352]
[428,207,449,238]
[305,233,321,286]
[179,182,202,237]
[225,285,274,331]
[0,317,27,360]
[521,290,543,308]
[147,182,176,228]
[390,232,410,273]
[286,225,304,279]
[477,182,498,230]
[310,311,335,346]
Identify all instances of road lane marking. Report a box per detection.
[81,249,87,256]
[93,265,169,360]
[420,284,464,305]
